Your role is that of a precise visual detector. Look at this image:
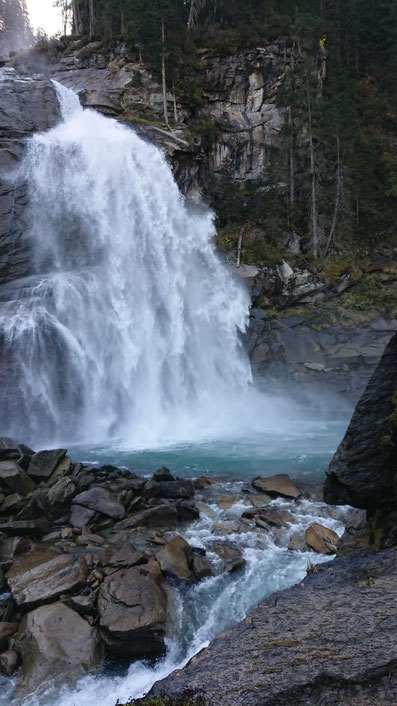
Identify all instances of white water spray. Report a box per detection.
[0,83,255,446]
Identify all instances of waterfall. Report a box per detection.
[0,83,254,446]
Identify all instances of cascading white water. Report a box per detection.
[0,82,254,446]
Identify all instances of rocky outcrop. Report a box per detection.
[0,69,60,287]
[149,548,397,705]
[248,308,397,402]
[324,332,397,509]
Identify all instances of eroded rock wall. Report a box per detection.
[0,69,60,287]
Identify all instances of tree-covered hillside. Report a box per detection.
[56,1,397,262]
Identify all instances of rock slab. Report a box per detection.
[149,548,397,705]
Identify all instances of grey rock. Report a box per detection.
[70,504,96,528]
[115,504,178,530]
[7,547,87,610]
[27,449,67,480]
[73,486,125,519]
[97,559,167,658]
[251,474,301,499]
[0,461,35,496]
[14,602,103,697]
[324,332,397,509]
[149,548,397,705]
[152,466,175,482]
[0,518,50,537]
[156,535,194,582]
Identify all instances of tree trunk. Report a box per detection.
[306,79,319,258]
[161,19,169,127]
[325,133,342,257]
[236,226,245,268]
[72,1,82,34]
[89,0,94,39]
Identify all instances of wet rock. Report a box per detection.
[0,461,36,495]
[0,622,18,651]
[115,504,178,530]
[193,476,217,489]
[149,548,397,705]
[73,486,125,519]
[27,449,67,480]
[63,593,96,617]
[210,543,246,573]
[288,531,308,552]
[242,507,294,529]
[141,480,161,499]
[216,494,240,510]
[305,523,339,554]
[97,560,167,658]
[251,474,301,499]
[0,648,20,676]
[99,541,147,570]
[1,492,25,513]
[0,518,50,537]
[0,536,32,570]
[176,501,199,522]
[14,602,103,697]
[152,466,175,482]
[0,438,23,461]
[248,493,272,507]
[325,332,397,509]
[156,535,193,582]
[7,547,87,610]
[192,555,213,581]
[70,504,96,528]
[158,480,194,500]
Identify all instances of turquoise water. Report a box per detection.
[69,416,350,484]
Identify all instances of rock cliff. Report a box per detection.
[0,69,59,287]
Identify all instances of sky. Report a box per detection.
[26,0,64,37]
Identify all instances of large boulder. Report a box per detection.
[0,461,35,495]
[27,449,67,480]
[324,332,397,509]
[156,535,194,582]
[97,559,167,658]
[73,486,125,519]
[13,602,103,697]
[149,548,397,705]
[0,622,18,651]
[305,523,339,554]
[251,474,301,499]
[6,547,87,610]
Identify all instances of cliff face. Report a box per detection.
[324,331,397,510]
[0,69,60,287]
[198,43,287,182]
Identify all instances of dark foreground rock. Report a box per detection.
[324,331,397,510]
[149,548,397,705]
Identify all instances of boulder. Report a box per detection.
[176,501,199,522]
[0,622,18,651]
[156,535,193,582]
[152,466,175,482]
[0,461,36,495]
[193,476,217,489]
[99,541,147,569]
[6,547,87,610]
[248,493,272,507]
[73,487,125,519]
[211,543,246,573]
[158,480,194,500]
[324,332,397,509]
[97,560,167,658]
[192,555,213,580]
[70,504,96,528]
[242,507,294,529]
[0,518,50,537]
[0,438,34,461]
[14,602,103,697]
[305,523,339,554]
[115,503,178,530]
[27,449,67,480]
[0,648,20,676]
[216,494,240,510]
[251,474,301,499]
[63,593,96,617]
[1,492,25,513]
[288,531,308,552]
